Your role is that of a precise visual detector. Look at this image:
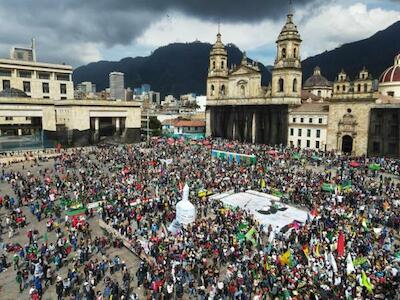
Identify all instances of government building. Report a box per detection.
[205,9,400,158]
[0,41,141,150]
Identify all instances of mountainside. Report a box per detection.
[74,21,400,97]
[73,42,272,98]
[302,21,400,81]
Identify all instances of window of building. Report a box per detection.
[210,85,215,96]
[336,85,340,91]
[298,129,302,137]
[56,73,70,81]
[0,69,12,77]
[357,84,361,92]
[38,72,50,80]
[317,90,321,97]
[297,139,301,147]
[43,96,50,99]
[300,118,304,123]
[42,82,49,94]
[282,48,286,58]
[26,117,31,121]
[306,140,310,148]
[290,141,294,147]
[388,91,395,97]
[221,85,225,96]
[18,71,32,78]
[293,48,297,58]
[316,141,320,149]
[23,81,31,93]
[61,96,67,100]
[318,118,323,124]
[364,83,368,92]
[373,142,380,153]
[290,128,294,136]
[342,85,346,92]
[2,79,10,90]
[307,129,311,137]
[5,116,13,121]
[278,78,284,92]
[212,61,216,70]
[293,78,297,92]
[60,83,67,94]
[316,129,321,138]
[309,118,313,123]
[292,117,296,123]
[221,61,224,69]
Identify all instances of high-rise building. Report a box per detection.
[109,72,124,100]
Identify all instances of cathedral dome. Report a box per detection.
[0,88,29,98]
[304,67,332,88]
[379,53,400,83]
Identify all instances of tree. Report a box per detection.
[149,116,162,136]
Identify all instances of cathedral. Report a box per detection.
[205,10,302,145]
[205,8,400,158]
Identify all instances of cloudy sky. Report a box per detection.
[0,0,399,67]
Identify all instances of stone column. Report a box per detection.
[232,122,236,140]
[93,117,100,143]
[205,108,212,137]
[115,117,120,135]
[94,117,100,131]
[18,129,22,136]
[252,112,256,144]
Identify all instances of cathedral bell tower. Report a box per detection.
[271,4,302,99]
[207,31,229,100]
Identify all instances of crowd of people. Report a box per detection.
[0,139,399,299]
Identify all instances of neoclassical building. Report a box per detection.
[206,11,302,145]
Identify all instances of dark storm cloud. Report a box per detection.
[0,0,319,65]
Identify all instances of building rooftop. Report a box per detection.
[291,103,329,113]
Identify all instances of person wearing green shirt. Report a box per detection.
[16,270,23,292]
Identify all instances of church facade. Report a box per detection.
[205,12,302,145]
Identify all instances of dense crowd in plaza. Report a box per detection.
[0,139,400,299]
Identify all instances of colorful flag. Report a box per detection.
[280,249,291,265]
[337,231,345,257]
[361,271,374,293]
[346,253,355,275]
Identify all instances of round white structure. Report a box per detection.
[175,184,196,225]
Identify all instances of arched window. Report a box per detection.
[282,48,286,59]
[221,85,225,96]
[210,85,215,96]
[240,85,245,96]
[357,84,361,92]
[293,48,297,58]
[317,90,321,97]
[212,61,216,70]
[342,85,346,92]
[336,85,340,91]
[364,83,368,92]
[292,78,297,92]
[278,78,284,92]
[221,61,224,69]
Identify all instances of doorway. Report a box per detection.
[342,135,353,154]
